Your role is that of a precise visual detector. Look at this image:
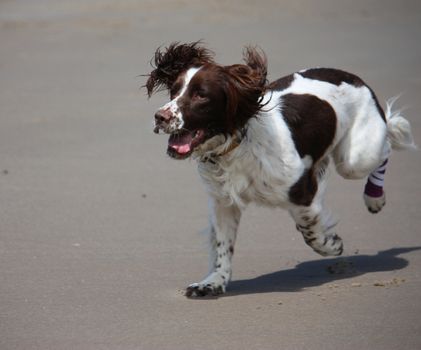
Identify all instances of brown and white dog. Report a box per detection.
[145,41,415,297]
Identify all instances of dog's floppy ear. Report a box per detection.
[242,45,268,89]
[144,41,215,97]
[223,46,268,132]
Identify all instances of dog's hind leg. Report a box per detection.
[290,205,343,257]
[363,159,388,213]
[289,172,343,257]
[333,86,390,181]
[363,98,416,213]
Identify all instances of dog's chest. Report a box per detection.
[199,155,301,208]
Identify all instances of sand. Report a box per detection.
[1,1,421,349]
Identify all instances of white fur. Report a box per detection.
[385,96,417,151]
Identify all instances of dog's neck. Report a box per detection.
[194,132,242,164]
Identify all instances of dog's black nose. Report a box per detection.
[154,109,172,124]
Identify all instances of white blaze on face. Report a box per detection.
[159,67,201,131]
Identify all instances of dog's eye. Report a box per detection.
[192,90,208,100]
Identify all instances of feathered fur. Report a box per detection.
[145,41,214,97]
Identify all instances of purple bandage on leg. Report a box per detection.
[364,181,384,197]
[364,159,388,198]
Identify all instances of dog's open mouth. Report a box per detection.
[167,129,207,159]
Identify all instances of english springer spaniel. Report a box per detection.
[145,41,415,297]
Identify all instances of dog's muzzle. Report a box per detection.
[154,108,173,133]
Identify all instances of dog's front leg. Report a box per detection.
[186,198,241,297]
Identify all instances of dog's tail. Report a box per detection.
[385,96,416,151]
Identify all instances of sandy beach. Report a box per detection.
[1,1,420,349]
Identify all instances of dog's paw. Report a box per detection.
[320,233,343,256]
[185,272,229,297]
[364,193,386,214]
[185,282,225,297]
[308,233,344,257]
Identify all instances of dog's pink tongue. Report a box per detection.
[172,143,191,154]
[168,132,192,154]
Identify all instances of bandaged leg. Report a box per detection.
[364,159,388,213]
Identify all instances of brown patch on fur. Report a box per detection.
[299,68,365,87]
[281,93,336,162]
[289,168,318,206]
[267,74,294,91]
[282,93,336,206]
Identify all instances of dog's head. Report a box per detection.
[145,41,268,159]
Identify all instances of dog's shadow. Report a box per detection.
[222,247,421,297]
